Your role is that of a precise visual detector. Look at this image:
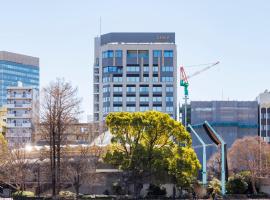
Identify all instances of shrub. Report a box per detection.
[226,174,248,194]
[59,190,76,198]
[238,171,256,194]
[207,178,221,197]
[12,191,35,197]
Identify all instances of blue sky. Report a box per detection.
[1,0,269,121]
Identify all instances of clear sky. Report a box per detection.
[1,0,269,121]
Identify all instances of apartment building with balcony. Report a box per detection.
[5,83,39,147]
[93,32,177,121]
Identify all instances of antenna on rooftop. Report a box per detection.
[99,16,102,36]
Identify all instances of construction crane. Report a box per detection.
[180,61,220,127]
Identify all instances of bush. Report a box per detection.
[12,191,35,197]
[207,178,221,197]
[237,171,258,194]
[226,174,248,194]
[146,184,166,198]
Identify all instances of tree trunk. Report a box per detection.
[51,131,56,197]
[56,133,61,194]
[75,175,80,198]
[173,184,176,200]
[251,178,257,194]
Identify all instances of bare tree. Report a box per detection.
[3,148,33,192]
[228,136,270,194]
[62,144,103,197]
[40,78,81,197]
[207,146,221,180]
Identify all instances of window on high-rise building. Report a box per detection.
[102,50,114,58]
[127,96,136,102]
[153,66,159,72]
[113,96,122,102]
[166,97,173,102]
[166,106,174,112]
[126,85,136,93]
[153,106,162,111]
[138,50,149,58]
[143,76,149,82]
[140,86,149,93]
[166,86,174,92]
[113,76,123,82]
[152,77,158,82]
[162,66,174,72]
[127,106,136,112]
[140,97,149,102]
[127,76,140,82]
[113,86,122,92]
[153,97,162,102]
[143,66,149,72]
[103,97,110,103]
[153,86,162,92]
[140,106,149,112]
[115,50,122,58]
[161,77,173,82]
[127,50,137,58]
[103,87,110,93]
[102,77,110,83]
[164,50,173,57]
[127,66,140,72]
[153,50,162,57]
[113,106,122,112]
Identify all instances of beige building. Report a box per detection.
[35,122,106,145]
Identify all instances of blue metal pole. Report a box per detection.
[188,124,207,185]
[204,121,226,195]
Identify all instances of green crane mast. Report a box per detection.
[180,61,220,127]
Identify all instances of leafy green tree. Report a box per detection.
[0,133,8,161]
[104,111,201,197]
[226,174,248,194]
[168,146,201,191]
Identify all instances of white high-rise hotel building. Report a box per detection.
[93,32,177,121]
